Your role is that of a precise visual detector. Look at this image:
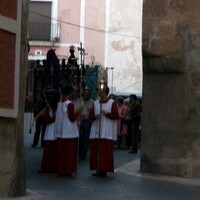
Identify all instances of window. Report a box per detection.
[28,1,60,42]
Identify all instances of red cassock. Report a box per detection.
[55,99,80,175]
[40,108,57,173]
[41,140,57,172]
[90,139,114,172]
[56,138,78,174]
[89,98,119,174]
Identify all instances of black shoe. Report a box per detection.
[65,173,73,177]
[98,171,107,177]
[128,150,137,154]
[92,170,107,177]
[92,171,98,177]
[31,144,36,148]
[58,173,73,177]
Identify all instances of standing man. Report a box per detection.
[31,101,46,148]
[71,85,83,130]
[32,60,46,148]
[79,87,94,160]
[89,85,119,177]
[127,94,141,154]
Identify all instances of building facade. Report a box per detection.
[28,0,143,94]
[0,0,28,197]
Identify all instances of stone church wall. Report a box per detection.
[141,0,200,178]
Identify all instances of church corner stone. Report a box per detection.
[141,0,200,178]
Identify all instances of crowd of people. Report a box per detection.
[31,84,142,178]
[29,43,142,177]
[111,94,142,153]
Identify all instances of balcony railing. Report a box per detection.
[28,22,61,42]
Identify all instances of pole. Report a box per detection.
[79,42,83,101]
[105,67,109,84]
[75,42,85,177]
[97,102,102,174]
[96,79,106,175]
[77,42,82,177]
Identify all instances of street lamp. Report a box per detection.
[98,78,107,93]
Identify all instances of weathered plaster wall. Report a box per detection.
[105,0,143,93]
[84,0,106,66]
[58,0,80,44]
[141,0,200,178]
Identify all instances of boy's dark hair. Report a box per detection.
[61,85,73,96]
[129,94,137,101]
[116,97,124,104]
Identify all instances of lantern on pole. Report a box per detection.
[97,79,107,172]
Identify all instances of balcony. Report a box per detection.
[28,22,61,42]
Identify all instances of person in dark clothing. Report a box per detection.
[32,102,47,148]
[32,60,46,148]
[79,88,94,160]
[68,45,77,65]
[67,45,80,85]
[127,94,141,154]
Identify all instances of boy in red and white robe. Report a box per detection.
[55,85,81,176]
[39,104,57,173]
[89,86,119,177]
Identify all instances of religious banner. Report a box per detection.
[43,49,60,104]
[84,65,99,100]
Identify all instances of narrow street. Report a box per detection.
[7,132,200,200]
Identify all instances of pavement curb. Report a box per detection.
[115,158,200,187]
[1,190,41,200]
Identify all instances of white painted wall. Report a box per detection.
[105,0,143,95]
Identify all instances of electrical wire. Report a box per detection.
[29,10,141,40]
